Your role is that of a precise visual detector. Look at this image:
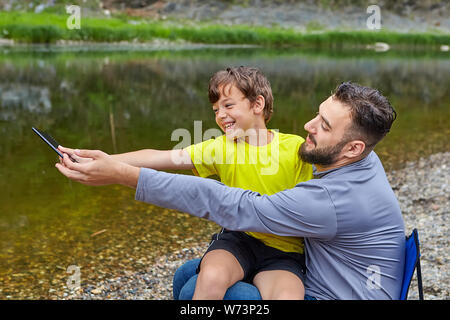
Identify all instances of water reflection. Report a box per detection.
[0,84,51,121]
[0,48,448,298]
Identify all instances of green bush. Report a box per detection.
[0,11,448,47]
[3,24,63,43]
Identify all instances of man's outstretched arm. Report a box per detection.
[55,149,140,188]
[136,168,337,239]
[56,149,337,239]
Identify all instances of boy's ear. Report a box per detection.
[252,95,265,115]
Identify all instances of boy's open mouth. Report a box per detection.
[224,121,235,131]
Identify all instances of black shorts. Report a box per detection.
[197,229,306,284]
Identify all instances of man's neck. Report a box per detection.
[314,153,368,173]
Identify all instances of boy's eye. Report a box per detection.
[225,104,233,108]
[213,109,218,113]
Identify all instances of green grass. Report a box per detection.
[0,11,448,47]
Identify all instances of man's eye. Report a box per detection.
[321,124,329,131]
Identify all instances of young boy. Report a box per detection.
[59,67,312,299]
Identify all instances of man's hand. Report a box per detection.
[58,145,93,164]
[55,149,140,188]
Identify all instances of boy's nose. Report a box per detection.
[217,108,227,119]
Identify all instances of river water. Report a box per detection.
[0,46,449,298]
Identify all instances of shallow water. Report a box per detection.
[0,47,449,298]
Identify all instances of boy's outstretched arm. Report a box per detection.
[109,148,194,170]
[58,146,194,171]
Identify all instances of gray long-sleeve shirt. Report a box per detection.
[135,151,405,300]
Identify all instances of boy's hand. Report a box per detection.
[55,149,140,188]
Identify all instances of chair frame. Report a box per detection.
[402,228,424,300]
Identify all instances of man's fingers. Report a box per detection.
[58,145,74,154]
[58,145,76,161]
[69,152,91,164]
[59,146,92,163]
[55,163,86,181]
[74,149,106,159]
[62,153,87,173]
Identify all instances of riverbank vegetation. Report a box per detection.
[0,11,448,48]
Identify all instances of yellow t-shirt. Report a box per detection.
[185,130,313,253]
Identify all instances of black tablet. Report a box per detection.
[32,127,77,162]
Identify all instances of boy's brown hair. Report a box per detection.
[208,66,274,123]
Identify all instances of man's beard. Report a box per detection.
[299,136,349,167]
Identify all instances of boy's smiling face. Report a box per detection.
[212,84,265,140]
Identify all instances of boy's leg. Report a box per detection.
[193,249,245,300]
[251,242,306,300]
[179,274,262,300]
[253,270,305,300]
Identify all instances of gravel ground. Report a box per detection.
[388,152,449,300]
[64,152,449,300]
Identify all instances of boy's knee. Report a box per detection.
[264,282,304,300]
[194,249,244,299]
[195,265,233,299]
[198,264,233,288]
[270,290,304,300]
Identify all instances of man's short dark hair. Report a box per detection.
[333,82,397,152]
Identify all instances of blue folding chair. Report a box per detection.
[400,228,424,300]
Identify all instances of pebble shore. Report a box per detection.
[65,152,449,300]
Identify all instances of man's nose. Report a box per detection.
[304,119,315,133]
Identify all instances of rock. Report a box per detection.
[91,287,103,295]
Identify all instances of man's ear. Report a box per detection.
[252,95,265,115]
[343,140,366,159]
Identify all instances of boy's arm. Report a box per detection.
[109,149,194,170]
[58,145,194,171]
